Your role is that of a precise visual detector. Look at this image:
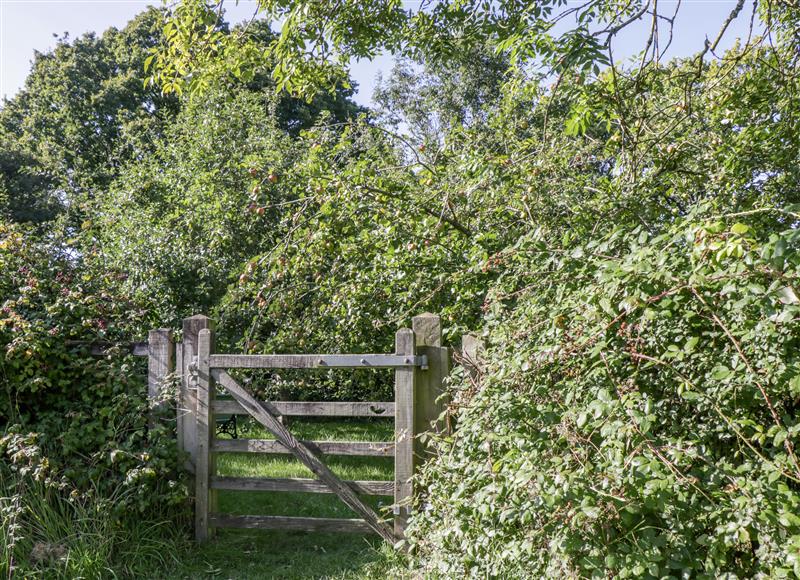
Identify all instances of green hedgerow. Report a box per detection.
[408,208,800,577]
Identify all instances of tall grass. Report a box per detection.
[0,471,185,578]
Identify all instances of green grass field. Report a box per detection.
[164,418,402,579]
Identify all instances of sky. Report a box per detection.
[0,0,761,106]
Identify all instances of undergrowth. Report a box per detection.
[0,455,187,578]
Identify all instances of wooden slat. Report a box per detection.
[209,354,425,369]
[461,334,485,379]
[211,476,393,496]
[413,314,451,450]
[180,315,212,474]
[195,328,215,542]
[209,514,372,533]
[212,400,395,417]
[394,328,416,537]
[147,329,173,416]
[212,370,397,544]
[175,343,184,470]
[213,438,394,457]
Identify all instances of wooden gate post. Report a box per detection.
[394,327,416,537]
[178,315,213,473]
[413,313,450,451]
[461,334,485,380]
[195,327,216,542]
[147,328,174,418]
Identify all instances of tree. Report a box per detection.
[151,0,783,103]
[0,8,362,229]
[0,141,57,225]
[0,7,179,225]
[373,43,509,147]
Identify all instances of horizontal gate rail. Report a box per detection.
[211,368,397,543]
[211,476,393,495]
[209,514,373,533]
[209,354,427,369]
[212,400,394,417]
[182,312,449,545]
[213,439,394,456]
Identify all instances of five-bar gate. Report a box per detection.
[163,313,449,543]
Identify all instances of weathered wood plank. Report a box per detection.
[209,514,372,533]
[195,328,215,542]
[461,334,485,379]
[412,312,442,348]
[210,476,393,496]
[212,370,397,544]
[175,343,184,469]
[180,315,213,473]
[147,329,173,417]
[212,400,395,417]
[209,354,425,369]
[213,438,394,457]
[394,328,416,537]
[413,314,451,450]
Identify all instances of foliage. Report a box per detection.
[88,86,301,325]
[0,143,57,226]
[0,223,188,537]
[3,0,800,576]
[150,0,791,107]
[150,0,648,98]
[0,8,360,231]
[408,209,800,576]
[0,432,185,578]
[373,45,509,147]
[401,39,800,578]
[0,8,180,226]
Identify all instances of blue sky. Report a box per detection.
[0,0,759,106]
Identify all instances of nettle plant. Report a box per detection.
[408,208,800,577]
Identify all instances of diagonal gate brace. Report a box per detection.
[211,369,397,544]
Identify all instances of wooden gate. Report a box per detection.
[164,313,449,543]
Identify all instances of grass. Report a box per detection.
[0,473,183,579]
[164,417,403,579]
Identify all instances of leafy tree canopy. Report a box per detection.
[150,0,797,102]
[0,7,361,229]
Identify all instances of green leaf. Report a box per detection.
[711,367,732,381]
[790,375,800,397]
[777,286,799,305]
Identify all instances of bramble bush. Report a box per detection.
[408,210,800,577]
[403,39,800,577]
[0,224,189,576]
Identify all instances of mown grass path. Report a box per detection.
[165,419,400,579]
